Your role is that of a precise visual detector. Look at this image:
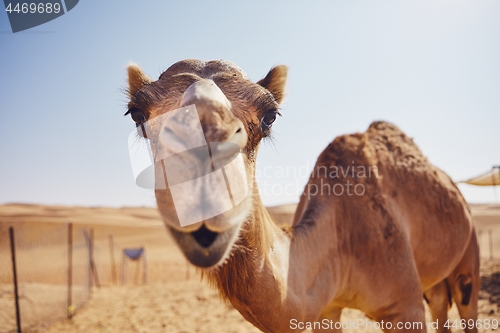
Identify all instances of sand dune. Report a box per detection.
[0,203,499,333]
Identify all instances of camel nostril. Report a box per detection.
[191,225,218,248]
[235,127,242,134]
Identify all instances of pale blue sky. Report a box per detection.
[0,0,499,207]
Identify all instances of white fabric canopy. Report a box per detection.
[461,167,500,186]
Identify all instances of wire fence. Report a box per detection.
[0,222,91,333]
[0,220,175,333]
[0,222,90,332]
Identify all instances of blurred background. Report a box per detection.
[1,2,500,333]
[1,0,499,207]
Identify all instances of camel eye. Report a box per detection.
[125,107,147,125]
[263,112,276,126]
[261,110,278,132]
[260,110,279,137]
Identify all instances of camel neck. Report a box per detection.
[205,184,342,332]
[204,192,287,295]
[203,194,292,330]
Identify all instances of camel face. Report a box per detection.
[126,60,287,268]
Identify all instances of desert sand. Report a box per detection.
[0,203,499,333]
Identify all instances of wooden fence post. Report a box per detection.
[121,252,126,285]
[9,227,22,333]
[86,229,92,298]
[89,228,100,288]
[67,223,73,319]
[108,235,117,285]
[489,229,494,259]
[143,251,147,284]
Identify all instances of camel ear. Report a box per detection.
[257,65,288,104]
[127,63,152,98]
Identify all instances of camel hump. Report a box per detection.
[318,121,425,172]
[368,120,402,132]
[366,120,429,173]
[367,120,418,152]
[365,121,468,222]
[315,121,439,193]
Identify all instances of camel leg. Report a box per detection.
[313,306,343,333]
[377,305,427,333]
[424,280,451,333]
[368,291,426,333]
[447,229,480,333]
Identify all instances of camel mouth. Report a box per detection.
[167,223,240,268]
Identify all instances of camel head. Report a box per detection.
[126,60,287,268]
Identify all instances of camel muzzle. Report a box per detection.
[128,102,249,229]
[167,223,240,268]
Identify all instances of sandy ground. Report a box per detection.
[0,203,499,333]
[39,277,500,333]
[37,279,499,333]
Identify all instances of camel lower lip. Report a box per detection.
[167,224,240,268]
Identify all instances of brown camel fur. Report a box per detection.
[125,59,479,333]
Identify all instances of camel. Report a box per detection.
[125,59,479,333]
